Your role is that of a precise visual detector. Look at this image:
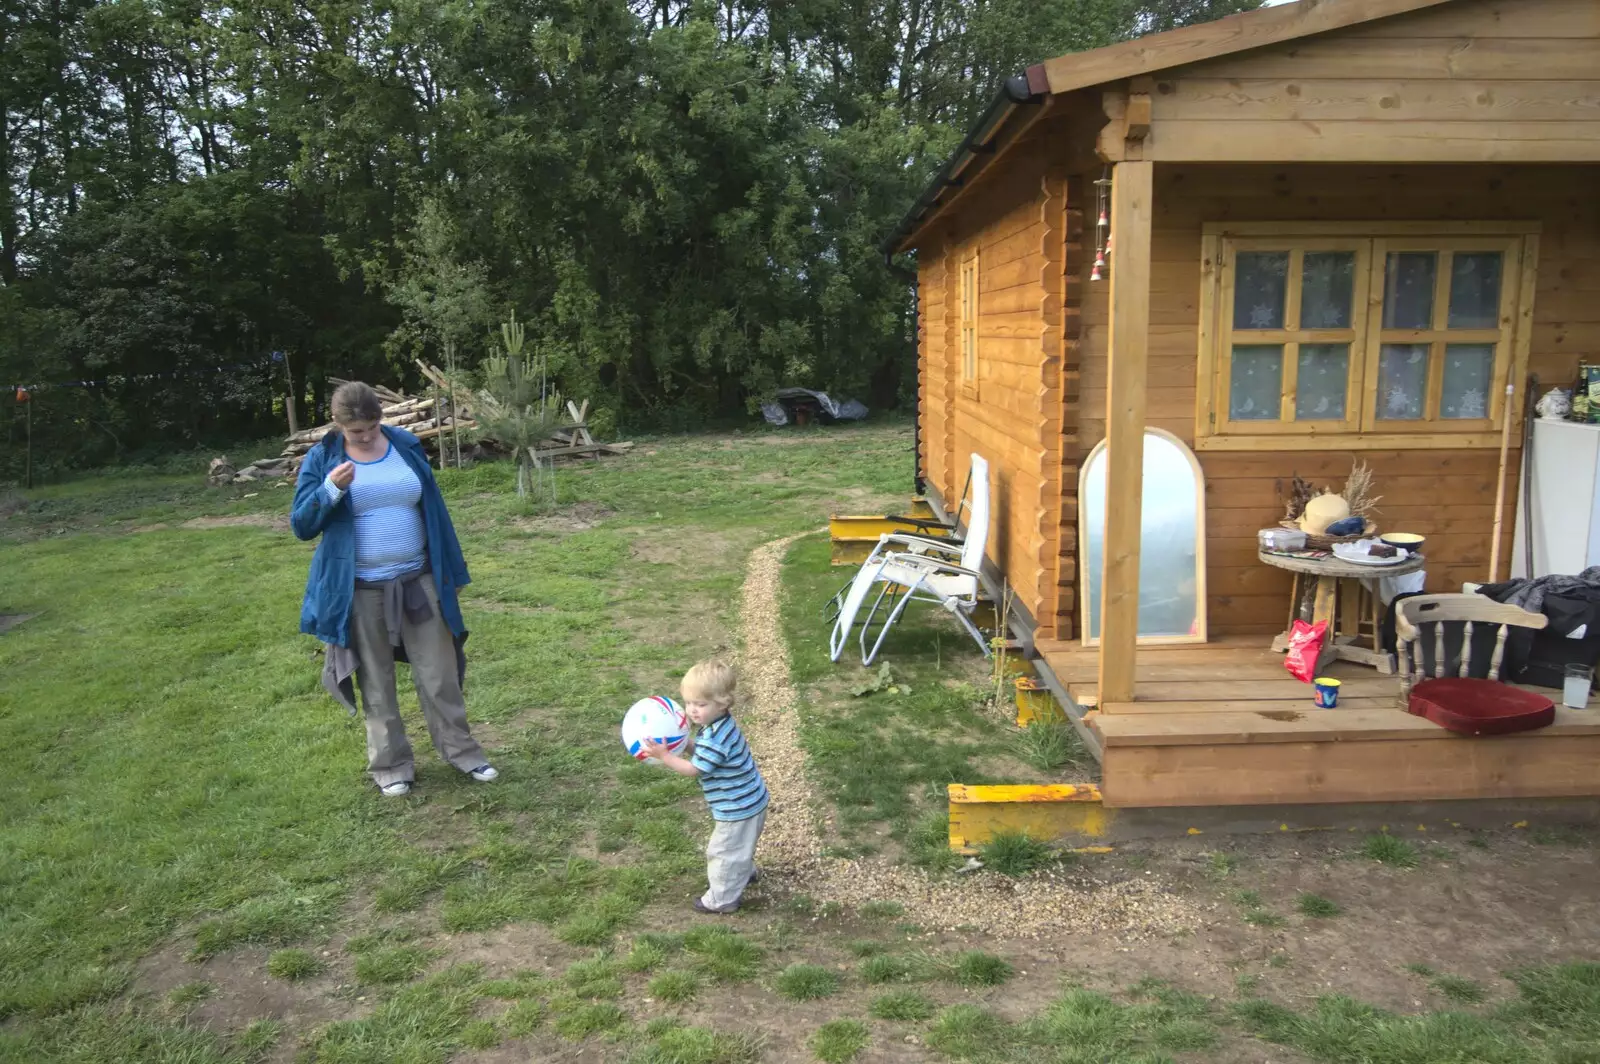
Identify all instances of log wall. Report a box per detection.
[1078,163,1600,635]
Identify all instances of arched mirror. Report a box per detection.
[1079,428,1207,645]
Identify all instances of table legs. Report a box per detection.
[1271,574,1397,674]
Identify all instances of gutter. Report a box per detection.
[882,254,926,495]
[879,65,1048,258]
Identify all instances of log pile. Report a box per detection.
[215,377,631,486]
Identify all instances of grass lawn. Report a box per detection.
[4,420,1600,1063]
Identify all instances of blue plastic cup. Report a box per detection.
[1313,678,1341,708]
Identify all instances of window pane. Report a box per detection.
[1440,343,1495,419]
[1230,345,1283,421]
[1377,343,1430,420]
[1383,252,1437,329]
[1296,344,1349,420]
[1448,252,1503,329]
[1300,252,1356,329]
[1234,251,1289,330]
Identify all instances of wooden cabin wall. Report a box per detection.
[912,112,1082,636]
[1077,163,1600,636]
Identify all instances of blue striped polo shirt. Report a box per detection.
[690,713,769,822]
[323,444,428,581]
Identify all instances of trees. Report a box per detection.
[0,0,1261,481]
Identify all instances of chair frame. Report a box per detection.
[1394,593,1548,705]
[827,454,991,666]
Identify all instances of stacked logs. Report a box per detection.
[222,384,477,484]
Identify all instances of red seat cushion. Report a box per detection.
[1407,678,1555,736]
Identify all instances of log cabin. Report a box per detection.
[888,0,1600,809]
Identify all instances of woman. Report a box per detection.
[291,381,497,796]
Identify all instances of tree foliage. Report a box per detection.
[0,0,1260,481]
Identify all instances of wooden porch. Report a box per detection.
[1035,636,1600,809]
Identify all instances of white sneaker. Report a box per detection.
[469,765,498,782]
[380,781,411,797]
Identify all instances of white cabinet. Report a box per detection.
[1513,419,1600,579]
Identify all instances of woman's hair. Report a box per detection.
[681,660,737,708]
[331,381,384,424]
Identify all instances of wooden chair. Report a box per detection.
[1395,593,1549,705]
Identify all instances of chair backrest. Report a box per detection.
[1395,593,1549,702]
[958,453,990,575]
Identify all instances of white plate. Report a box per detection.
[1332,541,1410,566]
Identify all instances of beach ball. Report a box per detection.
[621,695,690,763]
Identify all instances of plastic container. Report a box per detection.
[1564,664,1593,709]
[1313,678,1341,708]
[1259,528,1307,552]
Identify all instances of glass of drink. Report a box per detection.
[1563,664,1594,709]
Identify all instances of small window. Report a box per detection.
[959,253,979,395]
[1199,225,1537,450]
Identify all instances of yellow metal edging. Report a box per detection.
[947,782,1110,851]
[1013,676,1063,726]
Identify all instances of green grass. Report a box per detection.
[501,999,545,1036]
[166,981,212,1009]
[0,427,912,1056]
[553,1001,628,1041]
[926,1005,1013,1061]
[683,927,764,983]
[779,533,1031,857]
[630,1025,762,1064]
[859,954,913,984]
[266,948,325,982]
[774,963,841,1001]
[304,963,484,1062]
[238,1019,282,1057]
[810,1019,870,1063]
[565,954,625,999]
[858,900,905,920]
[870,990,936,1020]
[461,1019,501,1049]
[976,831,1053,877]
[353,945,433,985]
[649,970,701,1004]
[1297,893,1342,918]
[1361,833,1421,868]
[1013,720,1086,772]
[947,951,1014,988]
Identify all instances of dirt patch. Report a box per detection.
[511,502,615,534]
[182,514,290,532]
[0,613,34,635]
[135,940,360,1061]
[627,527,750,568]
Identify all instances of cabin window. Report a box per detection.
[959,252,979,396]
[1197,224,1538,451]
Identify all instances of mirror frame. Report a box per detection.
[1078,427,1209,647]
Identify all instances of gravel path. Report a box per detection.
[737,534,1204,941]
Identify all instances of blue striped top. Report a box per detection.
[690,714,769,822]
[323,444,427,582]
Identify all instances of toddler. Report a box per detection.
[640,660,768,913]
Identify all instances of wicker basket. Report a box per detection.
[1281,518,1378,552]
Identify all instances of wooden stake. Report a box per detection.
[1488,381,1516,584]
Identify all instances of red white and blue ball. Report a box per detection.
[622,696,690,763]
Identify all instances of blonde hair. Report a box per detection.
[681,660,737,709]
[331,381,384,424]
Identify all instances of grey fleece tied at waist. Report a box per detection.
[320,567,447,716]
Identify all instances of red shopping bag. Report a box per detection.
[1284,620,1328,683]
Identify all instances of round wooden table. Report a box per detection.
[1258,549,1426,673]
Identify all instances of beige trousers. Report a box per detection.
[351,578,486,787]
[702,810,766,910]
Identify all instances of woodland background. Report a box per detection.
[0,0,1259,480]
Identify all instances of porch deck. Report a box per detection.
[1034,636,1600,809]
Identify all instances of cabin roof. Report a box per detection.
[885,0,1463,254]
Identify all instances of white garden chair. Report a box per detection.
[827,453,992,666]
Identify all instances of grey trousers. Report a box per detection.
[702,810,766,910]
[351,578,486,787]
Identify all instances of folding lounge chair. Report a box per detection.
[828,454,991,666]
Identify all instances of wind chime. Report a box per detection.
[1091,167,1113,282]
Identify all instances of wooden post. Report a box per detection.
[1488,381,1516,583]
[1096,160,1154,707]
[283,353,299,437]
